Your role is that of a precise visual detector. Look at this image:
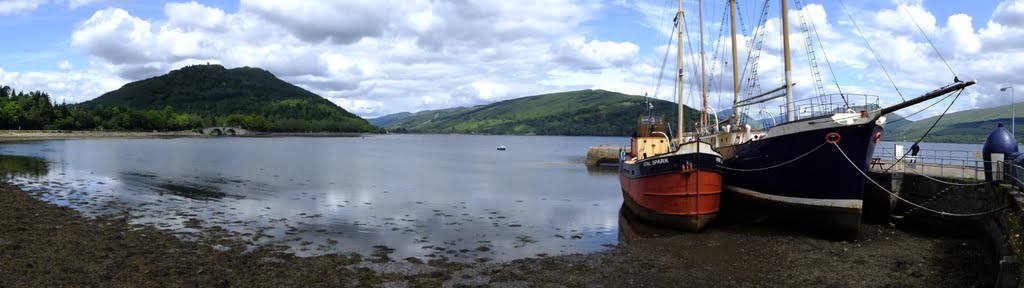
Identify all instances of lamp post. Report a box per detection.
[1003,86,1015,142]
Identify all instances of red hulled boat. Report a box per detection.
[618,111,723,232]
[618,0,723,232]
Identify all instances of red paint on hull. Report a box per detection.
[619,170,721,231]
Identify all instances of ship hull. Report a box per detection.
[721,121,882,236]
[619,145,723,232]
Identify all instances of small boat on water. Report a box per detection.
[497,145,507,151]
[618,0,722,232]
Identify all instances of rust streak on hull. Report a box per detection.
[620,169,721,232]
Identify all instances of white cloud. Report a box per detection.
[165,1,226,31]
[69,0,107,9]
[62,0,612,117]
[35,0,1024,121]
[873,2,937,35]
[0,67,125,104]
[0,0,46,15]
[58,60,72,71]
[556,37,640,70]
[239,0,388,45]
[992,0,1024,27]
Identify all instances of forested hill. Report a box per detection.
[368,112,411,127]
[78,64,376,132]
[379,89,702,136]
[883,102,1024,143]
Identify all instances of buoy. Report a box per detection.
[983,123,1018,181]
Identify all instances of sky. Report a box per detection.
[0,0,1019,121]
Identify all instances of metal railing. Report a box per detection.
[871,145,990,179]
[873,148,982,168]
[1004,161,1024,189]
[780,93,880,122]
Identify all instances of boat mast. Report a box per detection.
[699,0,708,131]
[782,0,795,121]
[677,0,685,144]
[729,0,740,127]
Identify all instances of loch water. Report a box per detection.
[0,134,628,262]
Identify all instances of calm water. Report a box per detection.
[0,135,630,262]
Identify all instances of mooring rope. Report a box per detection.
[717,141,828,172]
[882,88,966,173]
[903,164,995,186]
[876,144,993,186]
[832,142,1008,217]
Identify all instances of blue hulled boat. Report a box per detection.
[701,0,976,236]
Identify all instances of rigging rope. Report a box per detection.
[832,142,1009,217]
[837,0,906,102]
[895,0,958,78]
[718,141,828,172]
[711,6,730,113]
[883,92,954,126]
[736,0,771,126]
[653,21,677,100]
[800,0,847,107]
[882,88,965,173]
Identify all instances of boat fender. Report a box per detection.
[826,132,841,143]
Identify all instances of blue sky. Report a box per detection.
[0,0,1020,120]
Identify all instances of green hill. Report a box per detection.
[368,112,412,127]
[884,102,1023,143]
[78,64,376,132]
[883,113,913,130]
[383,89,702,136]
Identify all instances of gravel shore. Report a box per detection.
[0,182,996,287]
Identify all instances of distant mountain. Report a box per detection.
[368,112,412,127]
[883,113,913,131]
[383,89,702,136]
[716,108,758,126]
[884,102,1024,143]
[78,64,377,132]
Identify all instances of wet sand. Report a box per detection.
[0,182,996,287]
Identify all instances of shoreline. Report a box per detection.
[0,180,996,287]
[0,130,367,141]
[0,130,994,145]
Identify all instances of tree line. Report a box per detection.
[0,85,374,132]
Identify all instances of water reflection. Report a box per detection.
[0,135,627,262]
[586,165,618,176]
[617,204,682,244]
[0,154,49,179]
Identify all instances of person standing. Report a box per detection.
[909,143,921,163]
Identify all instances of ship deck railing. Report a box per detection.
[783,94,880,121]
[755,94,880,130]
